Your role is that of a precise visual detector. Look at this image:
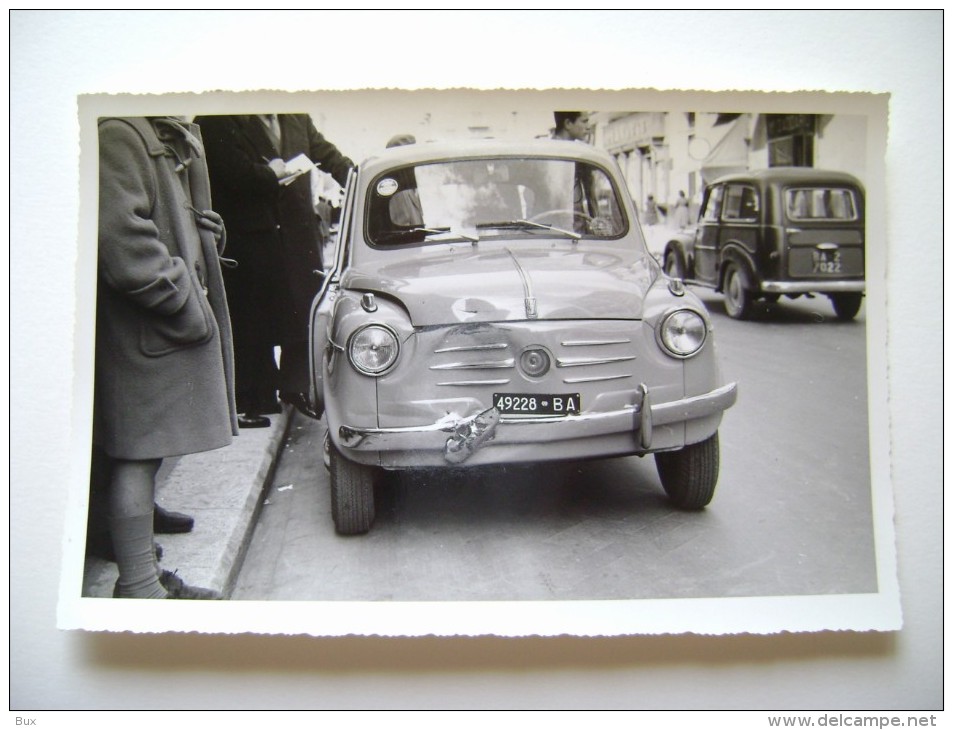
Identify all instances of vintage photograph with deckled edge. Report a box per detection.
[57,88,898,637]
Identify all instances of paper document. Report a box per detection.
[279,153,319,186]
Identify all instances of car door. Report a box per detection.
[310,167,357,413]
[694,183,724,284]
[716,182,760,277]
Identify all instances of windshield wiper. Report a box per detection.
[476,219,582,240]
[409,226,480,243]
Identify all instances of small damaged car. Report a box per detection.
[662,168,866,320]
[310,140,737,534]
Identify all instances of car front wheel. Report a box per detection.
[654,432,720,510]
[723,264,754,320]
[329,441,376,535]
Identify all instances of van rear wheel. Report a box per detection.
[830,292,863,320]
[664,249,685,280]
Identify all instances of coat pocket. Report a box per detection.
[139,277,215,357]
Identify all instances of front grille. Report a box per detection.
[430,340,514,386]
[428,326,637,386]
[557,339,635,383]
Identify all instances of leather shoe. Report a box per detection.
[238,413,271,428]
[280,392,322,420]
[154,503,194,534]
[112,569,219,599]
[159,569,220,600]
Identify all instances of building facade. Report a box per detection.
[591,111,868,226]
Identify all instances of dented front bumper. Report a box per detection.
[338,381,737,464]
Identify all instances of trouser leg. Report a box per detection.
[234,343,279,414]
[278,340,309,395]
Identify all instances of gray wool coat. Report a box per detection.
[94,117,239,460]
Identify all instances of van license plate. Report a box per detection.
[812,250,842,274]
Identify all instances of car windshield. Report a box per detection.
[785,186,858,221]
[366,157,627,245]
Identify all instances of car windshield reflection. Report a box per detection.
[366,157,627,246]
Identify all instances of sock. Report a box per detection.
[110,512,168,599]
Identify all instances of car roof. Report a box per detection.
[712,167,864,189]
[358,138,617,174]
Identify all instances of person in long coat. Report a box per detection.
[96,116,238,598]
[194,114,354,425]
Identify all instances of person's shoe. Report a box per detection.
[238,413,271,428]
[153,503,194,534]
[280,392,322,420]
[159,569,220,600]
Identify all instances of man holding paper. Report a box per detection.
[195,114,354,426]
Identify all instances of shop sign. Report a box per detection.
[604,113,665,151]
[766,114,816,138]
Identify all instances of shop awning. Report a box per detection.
[701,118,749,184]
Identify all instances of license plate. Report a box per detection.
[493,393,580,416]
[812,249,842,274]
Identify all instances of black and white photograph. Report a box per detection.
[57,88,897,638]
[12,9,941,713]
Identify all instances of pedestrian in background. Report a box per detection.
[384,133,423,227]
[195,114,354,426]
[643,193,660,226]
[672,189,690,228]
[551,112,595,232]
[95,116,238,599]
[386,132,416,148]
[551,111,591,142]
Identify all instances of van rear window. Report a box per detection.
[785,187,858,221]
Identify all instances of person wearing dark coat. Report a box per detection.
[194,114,354,427]
[96,116,239,598]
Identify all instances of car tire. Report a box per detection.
[723,264,754,320]
[654,432,720,510]
[329,441,376,535]
[664,249,686,280]
[830,292,863,320]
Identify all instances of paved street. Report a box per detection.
[232,290,875,602]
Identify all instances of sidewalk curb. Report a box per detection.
[218,407,294,598]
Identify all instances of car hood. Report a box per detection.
[343,243,657,326]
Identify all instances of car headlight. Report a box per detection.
[348,324,400,375]
[658,309,708,358]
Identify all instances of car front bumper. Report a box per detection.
[338,381,738,464]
